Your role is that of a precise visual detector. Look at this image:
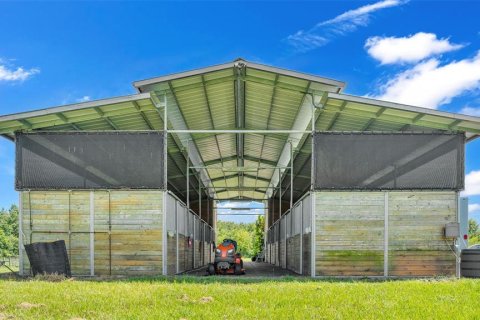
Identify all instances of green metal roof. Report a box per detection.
[1,58,479,202]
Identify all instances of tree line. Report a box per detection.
[216,215,265,258]
[469,219,480,245]
[0,205,19,257]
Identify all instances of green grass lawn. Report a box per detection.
[0,277,479,319]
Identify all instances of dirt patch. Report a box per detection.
[179,294,190,302]
[0,313,15,320]
[199,296,214,304]
[17,302,45,309]
[33,273,68,282]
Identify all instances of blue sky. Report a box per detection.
[0,1,479,222]
[217,201,265,223]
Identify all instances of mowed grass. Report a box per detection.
[0,277,479,319]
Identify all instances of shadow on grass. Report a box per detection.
[118,275,448,284]
[2,273,459,285]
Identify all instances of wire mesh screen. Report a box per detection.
[16,131,165,190]
[313,132,464,190]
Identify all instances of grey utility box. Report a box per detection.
[445,222,460,238]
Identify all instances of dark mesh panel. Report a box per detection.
[16,131,165,189]
[313,132,464,190]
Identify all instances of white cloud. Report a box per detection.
[0,60,39,82]
[287,0,407,52]
[464,170,480,197]
[460,106,480,117]
[371,51,480,109]
[470,203,480,213]
[76,96,91,103]
[365,32,463,64]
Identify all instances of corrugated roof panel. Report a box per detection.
[108,113,150,130]
[245,81,274,130]
[257,135,286,162]
[74,118,113,131]
[174,87,212,130]
[277,75,309,89]
[195,136,221,162]
[215,134,236,158]
[203,68,235,81]
[243,134,265,160]
[245,68,277,81]
[207,81,235,130]
[268,88,304,130]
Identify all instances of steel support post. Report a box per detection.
[290,141,294,211]
[186,141,190,210]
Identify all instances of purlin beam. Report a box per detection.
[201,74,228,197]
[267,89,323,200]
[56,113,81,130]
[132,100,155,130]
[160,84,216,198]
[255,74,279,198]
[235,61,246,199]
[94,107,119,130]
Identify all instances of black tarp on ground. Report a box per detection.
[24,240,71,276]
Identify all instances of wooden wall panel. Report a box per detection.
[315,192,385,276]
[314,191,457,277]
[177,234,186,273]
[21,190,164,276]
[388,192,456,276]
[286,235,301,273]
[302,233,311,276]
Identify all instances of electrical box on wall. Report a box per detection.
[445,222,460,238]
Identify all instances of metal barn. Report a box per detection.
[0,59,479,277]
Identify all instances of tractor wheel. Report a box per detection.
[234,264,242,275]
[207,263,215,275]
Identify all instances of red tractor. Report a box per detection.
[207,239,245,275]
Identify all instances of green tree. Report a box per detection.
[0,205,19,257]
[253,215,265,256]
[469,219,480,246]
[469,219,479,237]
[216,221,255,257]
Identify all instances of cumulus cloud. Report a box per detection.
[470,203,480,213]
[287,0,407,52]
[464,170,480,197]
[370,51,480,109]
[0,59,39,82]
[76,96,91,103]
[365,32,464,64]
[460,106,480,117]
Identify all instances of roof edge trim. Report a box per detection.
[0,93,152,122]
[133,59,346,92]
[328,93,480,123]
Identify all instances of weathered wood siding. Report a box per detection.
[314,191,457,277]
[21,190,164,276]
[388,192,456,276]
[286,235,301,273]
[315,192,385,276]
[302,233,311,276]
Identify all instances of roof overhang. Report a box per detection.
[133,58,346,94]
[1,59,480,202]
[324,93,480,141]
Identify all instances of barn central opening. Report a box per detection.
[2,58,479,277]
